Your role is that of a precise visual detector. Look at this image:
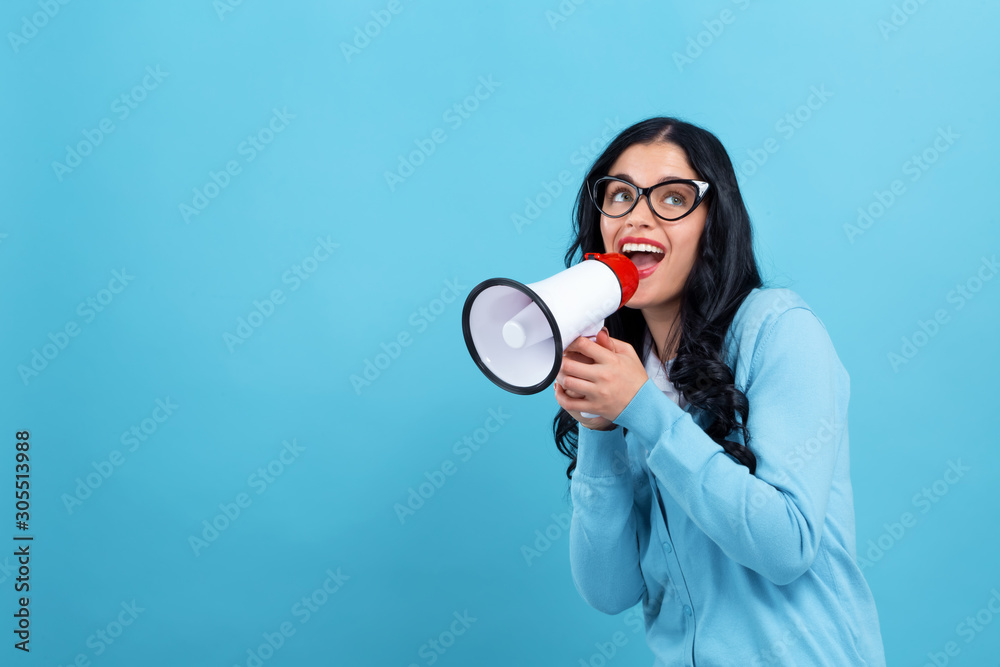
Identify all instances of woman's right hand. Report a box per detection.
[554,331,617,431]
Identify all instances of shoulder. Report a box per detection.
[725,287,840,381]
[729,286,818,344]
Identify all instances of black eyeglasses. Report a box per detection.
[588,176,711,222]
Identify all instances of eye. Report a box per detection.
[609,186,634,203]
[660,190,687,207]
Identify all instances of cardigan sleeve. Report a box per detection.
[613,306,847,586]
[568,424,646,614]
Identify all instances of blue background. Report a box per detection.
[2,1,999,665]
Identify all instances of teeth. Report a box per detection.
[621,243,664,254]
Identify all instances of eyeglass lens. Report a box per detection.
[597,179,700,220]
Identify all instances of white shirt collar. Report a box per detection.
[642,330,687,409]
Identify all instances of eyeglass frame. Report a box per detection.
[587,175,711,222]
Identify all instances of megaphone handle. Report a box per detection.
[579,319,603,339]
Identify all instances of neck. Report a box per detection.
[641,299,681,362]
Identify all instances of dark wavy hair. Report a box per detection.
[554,116,764,480]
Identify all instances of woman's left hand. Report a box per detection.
[554,328,650,422]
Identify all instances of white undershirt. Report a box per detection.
[642,333,687,409]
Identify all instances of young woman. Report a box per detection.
[552,117,886,666]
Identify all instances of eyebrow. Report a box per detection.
[609,172,691,184]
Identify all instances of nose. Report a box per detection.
[624,193,656,229]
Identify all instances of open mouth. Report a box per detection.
[620,241,665,278]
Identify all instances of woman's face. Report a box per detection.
[599,141,707,311]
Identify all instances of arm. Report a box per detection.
[614,307,847,586]
[569,423,646,614]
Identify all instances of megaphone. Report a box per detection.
[461,253,639,395]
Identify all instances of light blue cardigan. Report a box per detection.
[570,287,886,666]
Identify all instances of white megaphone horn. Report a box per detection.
[461,253,639,396]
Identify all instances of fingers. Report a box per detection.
[555,370,592,396]
[556,371,586,398]
[554,382,590,413]
[559,357,601,383]
[563,350,593,365]
[565,335,616,363]
[595,328,617,353]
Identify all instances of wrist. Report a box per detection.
[575,423,628,477]
[580,421,618,432]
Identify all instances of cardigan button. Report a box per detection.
[662,541,673,554]
[683,604,692,618]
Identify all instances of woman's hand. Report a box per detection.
[554,328,649,426]
[555,346,615,431]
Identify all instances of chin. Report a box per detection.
[626,285,677,310]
